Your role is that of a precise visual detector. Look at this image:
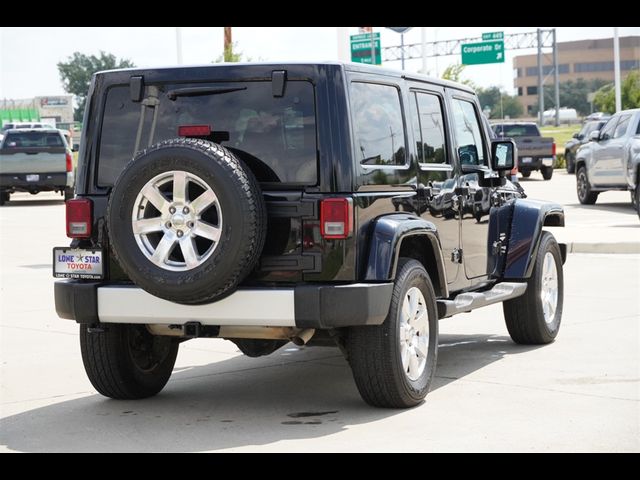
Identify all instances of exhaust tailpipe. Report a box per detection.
[291,328,315,346]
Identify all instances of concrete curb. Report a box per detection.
[566,242,640,254]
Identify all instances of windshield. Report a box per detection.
[493,124,539,137]
[98,81,318,186]
[2,131,64,148]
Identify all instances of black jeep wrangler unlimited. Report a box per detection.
[54,62,566,408]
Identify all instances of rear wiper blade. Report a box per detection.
[167,86,247,101]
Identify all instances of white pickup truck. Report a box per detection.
[575,108,640,217]
[0,128,75,205]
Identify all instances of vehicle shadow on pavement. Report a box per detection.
[0,333,540,452]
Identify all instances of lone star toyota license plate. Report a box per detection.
[53,247,104,280]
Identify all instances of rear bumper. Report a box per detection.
[517,156,555,169]
[54,280,394,329]
[0,172,73,190]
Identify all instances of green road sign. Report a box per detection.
[461,40,505,65]
[351,32,381,65]
[482,31,504,41]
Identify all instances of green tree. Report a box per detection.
[214,41,258,63]
[593,71,640,113]
[540,78,608,116]
[441,64,476,89]
[57,51,135,121]
[476,86,523,119]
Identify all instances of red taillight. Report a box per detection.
[65,152,73,172]
[178,125,211,137]
[320,198,353,240]
[66,198,92,238]
[552,142,556,156]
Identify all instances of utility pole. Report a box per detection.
[614,27,622,112]
[553,28,560,127]
[175,27,183,65]
[421,27,427,74]
[224,27,232,62]
[537,28,544,126]
[400,33,405,70]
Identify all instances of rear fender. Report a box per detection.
[504,199,565,279]
[364,214,447,298]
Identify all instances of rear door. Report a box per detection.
[591,115,621,186]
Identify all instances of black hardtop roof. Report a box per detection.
[94,61,475,94]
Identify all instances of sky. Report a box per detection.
[1,26,639,100]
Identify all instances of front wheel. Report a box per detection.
[503,232,564,344]
[577,166,598,204]
[635,184,640,219]
[80,324,179,399]
[565,152,575,174]
[0,191,8,206]
[541,166,553,180]
[347,258,438,408]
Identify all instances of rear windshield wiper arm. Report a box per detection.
[167,86,247,101]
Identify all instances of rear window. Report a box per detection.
[493,124,539,137]
[2,131,64,148]
[97,81,317,186]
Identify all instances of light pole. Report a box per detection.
[175,27,183,65]
[614,27,622,112]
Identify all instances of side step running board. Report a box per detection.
[437,282,527,319]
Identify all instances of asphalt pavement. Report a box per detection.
[0,182,638,452]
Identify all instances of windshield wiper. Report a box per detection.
[167,86,247,101]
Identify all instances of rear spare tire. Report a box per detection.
[107,138,267,304]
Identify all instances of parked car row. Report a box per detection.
[573,108,640,218]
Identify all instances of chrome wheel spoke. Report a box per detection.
[191,189,217,214]
[408,350,420,378]
[172,171,188,204]
[414,335,428,358]
[141,184,169,212]
[193,222,221,242]
[400,344,411,372]
[179,237,199,269]
[151,233,176,265]
[132,217,163,235]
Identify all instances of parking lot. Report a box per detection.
[0,172,639,452]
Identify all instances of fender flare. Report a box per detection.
[364,214,448,298]
[504,199,565,279]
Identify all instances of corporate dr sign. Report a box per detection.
[461,41,505,65]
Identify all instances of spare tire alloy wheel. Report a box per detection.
[108,139,267,305]
[133,170,222,271]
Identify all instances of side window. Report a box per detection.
[410,91,447,164]
[450,98,486,166]
[599,116,618,140]
[613,115,631,139]
[351,82,406,166]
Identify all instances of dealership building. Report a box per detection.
[513,36,640,114]
[0,95,75,128]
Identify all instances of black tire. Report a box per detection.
[0,191,8,206]
[107,138,267,304]
[565,151,575,174]
[541,166,553,180]
[503,232,563,344]
[64,187,74,202]
[635,183,640,220]
[576,166,598,204]
[80,324,179,399]
[347,258,438,408]
[520,170,531,178]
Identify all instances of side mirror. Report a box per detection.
[572,133,580,139]
[589,130,600,142]
[490,139,516,171]
[72,143,80,152]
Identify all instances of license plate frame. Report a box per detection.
[53,247,104,280]
[521,157,533,164]
[26,174,40,182]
